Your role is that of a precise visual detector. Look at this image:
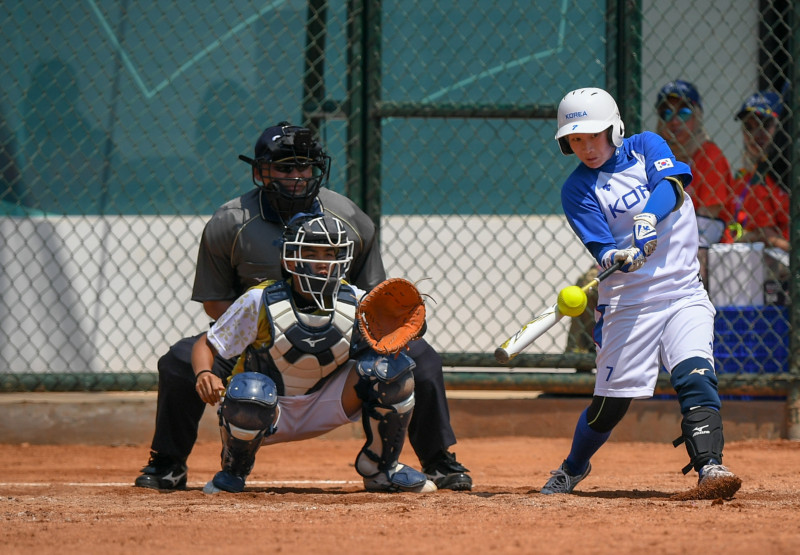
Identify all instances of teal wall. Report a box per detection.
[1,1,606,217]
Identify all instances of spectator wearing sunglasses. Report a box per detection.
[722,91,789,253]
[655,80,733,287]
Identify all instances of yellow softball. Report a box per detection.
[557,285,588,317]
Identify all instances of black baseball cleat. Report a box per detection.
[422,450,472,491]
[134,451,188,490]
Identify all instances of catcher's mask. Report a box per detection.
[281,213,353,312]
[239,122,331,223]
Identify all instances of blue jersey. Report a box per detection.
[561,131,703,308]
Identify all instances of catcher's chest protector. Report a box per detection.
[262,282,357,396]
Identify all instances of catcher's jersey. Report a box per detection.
[206,279,367,396]
[561,131,704,308]
[192,187,385,304]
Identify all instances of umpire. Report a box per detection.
[134,122,471,491]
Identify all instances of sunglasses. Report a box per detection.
[270,163,313,174]
[659,106,694,123]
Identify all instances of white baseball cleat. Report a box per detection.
[698,463,735,484]
[203,479,223,494]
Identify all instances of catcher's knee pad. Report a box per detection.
[354,352,416,477]
[217,372,280,478]
[355,350,416,388]
[585,396,632,434]
[670,357,720,414]
[673,407,725,474]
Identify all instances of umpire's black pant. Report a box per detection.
[149,336,456,466]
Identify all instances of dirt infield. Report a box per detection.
[1,436,799,554]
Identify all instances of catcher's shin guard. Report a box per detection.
[672,407,725,474]
[214,373,279,492]
[354,351,416,477]
[216,426,263,492]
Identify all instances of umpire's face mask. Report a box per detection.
[256,160,325,223]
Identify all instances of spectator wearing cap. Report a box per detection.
[722,91,789,252]
[654,80,733,288]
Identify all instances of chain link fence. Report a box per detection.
[0,1,798,404]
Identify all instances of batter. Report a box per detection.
[539,87,741,499]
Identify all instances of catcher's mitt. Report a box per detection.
[357,278,426,354]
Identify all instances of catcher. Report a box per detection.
[193,212,435,494]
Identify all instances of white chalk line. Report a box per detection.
[0,480,361,488]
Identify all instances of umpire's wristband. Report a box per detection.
[195,369,213,382]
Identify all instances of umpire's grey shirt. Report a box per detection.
[192,187,386,303]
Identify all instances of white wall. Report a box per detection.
[641,0,759,169]
[0,214,592,373]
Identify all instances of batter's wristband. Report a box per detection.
[195,369,214,382]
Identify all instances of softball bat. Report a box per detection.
[494,261,622,364]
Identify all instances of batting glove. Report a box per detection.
[602,247,645,273]
[632,213,658,257]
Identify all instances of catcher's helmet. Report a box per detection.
[281,212,353,312]
[555,88,625,155]
[240,122,331,222]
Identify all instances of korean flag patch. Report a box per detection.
[654,158,674,171]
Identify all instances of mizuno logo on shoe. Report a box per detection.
[162,470,187,487]
[692,425,710,437]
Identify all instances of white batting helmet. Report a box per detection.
[555,88,625,155]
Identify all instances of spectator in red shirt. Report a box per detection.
[722,90,790,253]
[655,80,733,286]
